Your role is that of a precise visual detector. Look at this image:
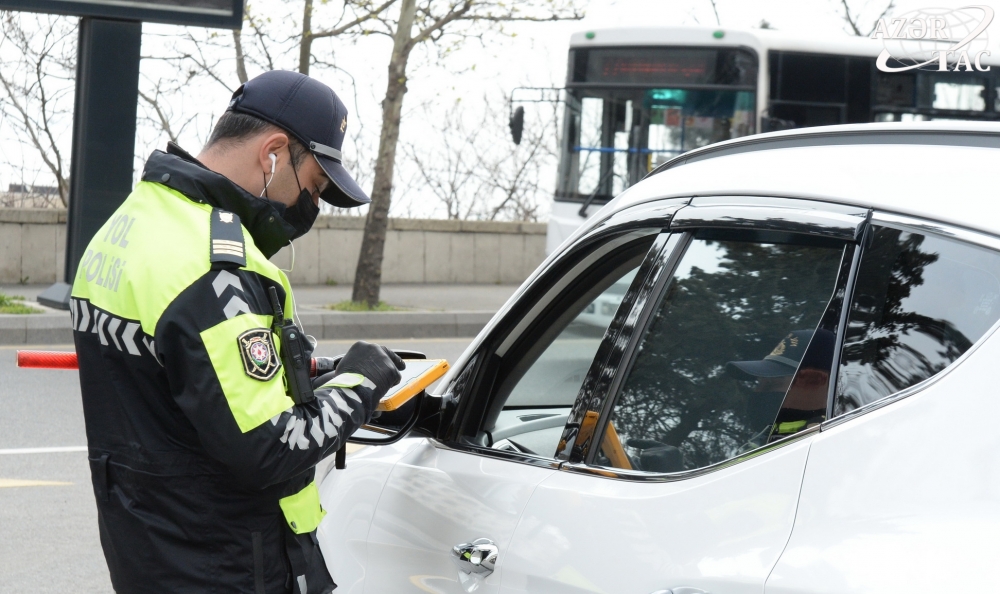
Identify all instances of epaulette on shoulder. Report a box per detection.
[210,208,246,268]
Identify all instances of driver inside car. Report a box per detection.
[727,329,835,451]
[606,329,837,474]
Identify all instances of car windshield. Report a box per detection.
[557,47,757,203]
[558,88,756,202]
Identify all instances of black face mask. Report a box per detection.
[262,162,321,241]
[283,188,319,240]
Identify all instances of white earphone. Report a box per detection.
[260,153,277,197]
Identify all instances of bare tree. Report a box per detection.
[136,1,394,185]
[401,95,558,226]
[838,0,895,37]
[480,102,553,222]
[352,0,585,306]
[401,102,483,220]
[298,0,398,75]
[138,76,201,145]
[708,0,722,26]
[0,12,75,206]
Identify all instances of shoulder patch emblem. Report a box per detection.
[238,329,281,381]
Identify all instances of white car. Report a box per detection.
[317,122,1000,594]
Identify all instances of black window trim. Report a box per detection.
[494,231,657,359]
[671,196,871,242]
[554,232,686,463]
[825,242,863,421]
[821,210,1000,431]
[433,231,671,471]
[444,232,661,449]
[482,236,657,433]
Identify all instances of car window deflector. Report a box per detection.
[670,196,870,242]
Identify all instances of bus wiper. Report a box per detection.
[578,169,614,218]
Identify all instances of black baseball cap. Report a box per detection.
[227,70,370,208]
[727,329,835,379]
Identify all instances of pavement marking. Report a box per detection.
[0,479,73,488]
[0,446,87,455]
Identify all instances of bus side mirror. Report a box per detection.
[509,106,524,145]
[761,116,796,133]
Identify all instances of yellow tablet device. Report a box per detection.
[376,359,450,412]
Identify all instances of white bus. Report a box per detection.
[536,26,1000,253]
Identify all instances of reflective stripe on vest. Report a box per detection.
[775,420,808,435]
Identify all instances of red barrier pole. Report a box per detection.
[17,350,79,370]
[17,350,325,376]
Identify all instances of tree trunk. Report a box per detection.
[351,0,415,306]
[233,30,248,83]
[299,0,313,74]
[234,0,249,82]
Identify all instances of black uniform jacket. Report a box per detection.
[71,145,372,594]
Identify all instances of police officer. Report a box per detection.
[70,70,403,594]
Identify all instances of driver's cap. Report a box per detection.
[727,330,813,379]
[227,70,369,208]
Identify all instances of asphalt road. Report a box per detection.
[0,338,472,594]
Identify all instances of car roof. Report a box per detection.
[610,121,1000,238]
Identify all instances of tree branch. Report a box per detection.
[138,89,180,144]
[840,0,863,36]
[866,1,895,36]
[309,0,397,40]
[708,0,721,26]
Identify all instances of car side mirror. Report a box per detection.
[348,391,455,446]
[332,349,452,446]
[509,105,524,145]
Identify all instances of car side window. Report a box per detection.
[834,224,1000,415]
[449,232,659,460]
[502,268,639,410]
[487,254,647,458]
[597,232,846,473]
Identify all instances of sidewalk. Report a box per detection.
[0,283,520,344]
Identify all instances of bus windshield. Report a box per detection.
[557,47,758,203]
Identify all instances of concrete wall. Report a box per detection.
[0,209,546,285]
[0,209,66,285]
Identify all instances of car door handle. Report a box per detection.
[651,589,709,594]
[452,538,499,576]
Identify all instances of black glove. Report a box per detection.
[335,341,405,412]
[310,357,339,388]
